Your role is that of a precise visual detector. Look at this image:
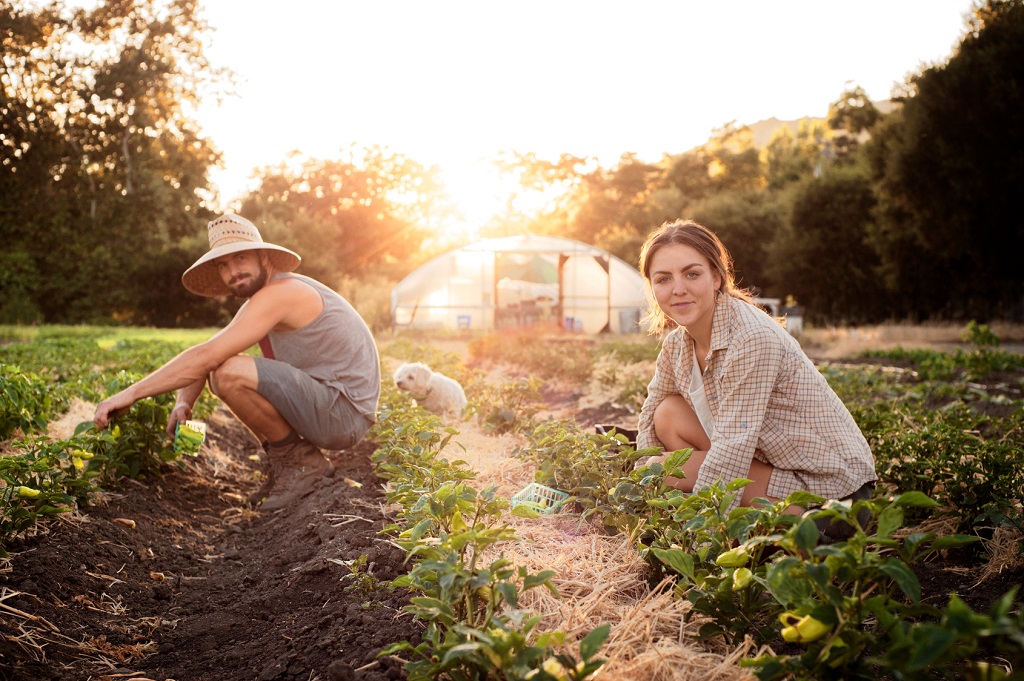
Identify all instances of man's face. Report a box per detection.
[215,251,269,298]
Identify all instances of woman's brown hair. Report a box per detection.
[638,219,752,334]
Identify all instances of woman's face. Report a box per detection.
[648,243,722,339]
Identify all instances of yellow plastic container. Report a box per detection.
[173,420,207,456]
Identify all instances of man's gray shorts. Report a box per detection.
[254,357,372,450]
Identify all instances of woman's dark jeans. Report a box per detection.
[814,481,876,544]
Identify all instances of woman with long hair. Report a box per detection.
[636,219,875,541]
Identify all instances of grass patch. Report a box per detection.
[1,325,219,348]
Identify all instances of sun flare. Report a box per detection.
[433,156,577,242]
[435,159,517,239]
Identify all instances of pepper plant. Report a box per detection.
[370,394,609,680]
[0,364,59,438]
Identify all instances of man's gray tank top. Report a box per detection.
[263,273,380,420]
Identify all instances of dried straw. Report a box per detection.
[444,421,754,680]
[46,397,96,440]
[447,429,533,494]
[973,525,1024,587]
[493,515,754,680]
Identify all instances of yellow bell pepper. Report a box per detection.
[715,546,750,568]
[779,612,832,643]
[541,658,569,681]
[732,567,754,590]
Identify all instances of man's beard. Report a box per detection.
[228,263,268,298]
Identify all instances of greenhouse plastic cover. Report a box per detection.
[391,235,648,334]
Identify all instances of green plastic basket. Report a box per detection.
[174,420,207,456]
[511,482,569,514]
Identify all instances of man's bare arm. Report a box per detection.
[92,283,307,430]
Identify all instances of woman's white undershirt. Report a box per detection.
[690,350,716,441]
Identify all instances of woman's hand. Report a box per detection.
[633,454,667,470]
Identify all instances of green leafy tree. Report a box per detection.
[827,84,882,162]
[566,154,667,260]
[663,148,714,203]
[239,146,444,284]
[763,120,830,190]
[703,122,765,193]
[866,0,1024,320]
[481,151,589,239]
[494,150,588,193]
[2,4,80,320]
[690,189,785,295]
[828,85,882,135]
[1,0,225,324]
[768,167,884,323]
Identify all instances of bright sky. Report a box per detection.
[195,0,975,228]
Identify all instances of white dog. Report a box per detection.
[393,362,467,416]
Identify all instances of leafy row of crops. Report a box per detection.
[0,336,217,556]
[366,386,609,680]
[3,324,1023,680]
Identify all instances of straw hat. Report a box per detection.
[182,214,301,297]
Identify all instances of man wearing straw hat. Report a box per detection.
[93,213,380,511]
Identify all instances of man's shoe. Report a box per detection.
[247,446,285,506]
[258,438,334,511]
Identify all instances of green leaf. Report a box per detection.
[495,581,518,607]
[901,531,932,556]
[511,504,542,518]
[380,640,413,654]
[652,547,695,581]
[73,420,95,436]
[794,516,820,550]
[409,517,433,543]
[929,534,980,551]
[785,490,825,509]
[448,531,473,553]
[767,557,813,606]
[441,642,484,664]
[534,632,566,651]
[876,505,904,538]
[523,570,556,590]
[579,623,610,661]
[906,625,955,670]
[879,557,921,603]
[726,477,752,492]
[805,562,831,588]
[894,491,940,508]
[408,596,456,624]
[697,621,724,639]
[36,505,71,515]
[663,448,691,474]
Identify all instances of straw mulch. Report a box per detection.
[449,420,755,681]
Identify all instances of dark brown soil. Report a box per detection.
[0,407,421,681]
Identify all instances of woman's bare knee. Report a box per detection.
[654,395,711,451]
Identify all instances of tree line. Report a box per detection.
[2,0,1022,328]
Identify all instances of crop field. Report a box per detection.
[1,324,1023,681]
